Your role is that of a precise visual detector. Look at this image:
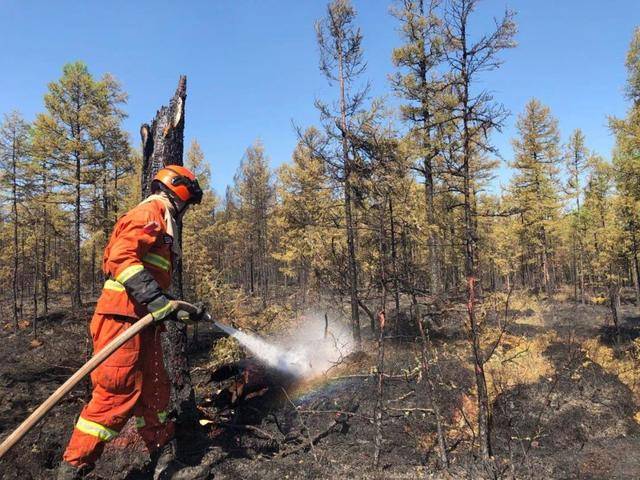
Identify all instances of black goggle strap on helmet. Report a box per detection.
[171,175,203,205]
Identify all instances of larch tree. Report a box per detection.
[624,26,640,107]
[510,99,562,296]
[273,127,336,305]
[28,132,53,322]
[92,73,130,267]
[235,141,274,307]
[442,0,516,459]
[315,0,369,345]
[611,27,640,306]
[582,157,623,326]
[33,62,127,309]
[182,139,218,305]
[390,0,446,294]
[564,129,589,303]
[0,111,31,329]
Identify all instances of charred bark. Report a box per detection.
[11,137,19,329]
[140,76,197,424]
[415,299,449,468]
[373,311,385,468]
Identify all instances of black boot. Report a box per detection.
[56,461,90,480]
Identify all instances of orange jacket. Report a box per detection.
[95,199,174,319]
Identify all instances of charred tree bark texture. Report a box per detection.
[140,76,198,424]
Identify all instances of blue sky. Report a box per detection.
[0,0,638,196]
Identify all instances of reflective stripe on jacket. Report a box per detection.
[95,199,173,319]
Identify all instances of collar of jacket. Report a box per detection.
[139,193,182,259]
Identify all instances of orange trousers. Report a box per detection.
[63,313,175,467]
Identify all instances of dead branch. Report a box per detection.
[275,419,342,459]
[281,387,318,462]
[219,423,281,443]
[388,391,415,403]
[387,407,434,414]
[297,409,372,423]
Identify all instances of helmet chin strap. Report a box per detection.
[176,202,190,220]
[156,189,189,220]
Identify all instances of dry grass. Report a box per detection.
[582,337,640,402]
[484,331,557,401]
[209,335,245,369]
[509,291,545,327]
[582,337,640,427]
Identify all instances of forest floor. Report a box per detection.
[1,290,640,479]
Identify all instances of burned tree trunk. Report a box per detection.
[140,76,197,424]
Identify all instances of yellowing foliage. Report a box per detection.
[591,296,608,305]
[485,331,557,401]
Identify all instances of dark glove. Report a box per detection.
[175,302,206,325]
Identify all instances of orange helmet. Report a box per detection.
[152,165,203,204]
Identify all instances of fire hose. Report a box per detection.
[0,300,223,459]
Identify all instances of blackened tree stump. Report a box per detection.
[140,76,197,425]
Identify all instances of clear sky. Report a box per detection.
[1,0,638,195]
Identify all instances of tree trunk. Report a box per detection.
[541,227,551,297]
[91,241,97,297]
[41,165,49,316]
[423,156,440,294]
[572,235,578,302]
[461,34,492,459]
[337,45,361,346]
[140,76,197,424]
[19,235,25,317]
[414,296,449,468]
[389,198,401,332]
[32,236,39,338]
[373,311,385,468]
[374,213,387,466]
[71,151,82,310]
[632,234,640,307]
[609,280,621,337]
[11,139,19,330]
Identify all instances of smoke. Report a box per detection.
[222,311,354,378]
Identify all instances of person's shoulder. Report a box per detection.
[122,200,165,225]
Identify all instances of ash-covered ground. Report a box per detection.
[2,295,640,479]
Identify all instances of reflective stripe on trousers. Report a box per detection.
[103,279,126,292]
[75,417,118,442]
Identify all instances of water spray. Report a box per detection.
[207,312,353,379]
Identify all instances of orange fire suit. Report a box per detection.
[63,198,176,467]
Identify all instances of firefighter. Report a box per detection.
[57,166,203,480]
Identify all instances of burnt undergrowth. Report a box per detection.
[2,297,640,479]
